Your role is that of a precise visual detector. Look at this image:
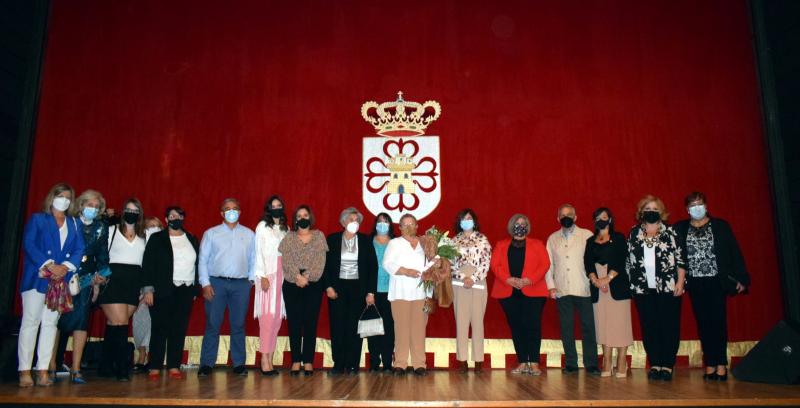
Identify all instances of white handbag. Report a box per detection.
[68,274,80,296]
[357,304,385,338]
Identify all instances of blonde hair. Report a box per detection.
[41,182,75,214]
[71,189,106,217]
[144,216,163,229]
[636,194,669,222]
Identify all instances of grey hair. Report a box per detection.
[220,198,240,211]
[507,213,531,236]
[339,207,364,226]
[71,189,107,217]
[399,213,417,226]
[557,203,576,217]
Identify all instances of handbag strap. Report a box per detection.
[359,303,381,320]
[109,224,118,251]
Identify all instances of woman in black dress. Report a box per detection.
[98,197,146,381]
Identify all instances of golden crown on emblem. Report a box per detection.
[361,91,441,137]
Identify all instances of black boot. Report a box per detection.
[97,324,115,377]
[113,326,131,382]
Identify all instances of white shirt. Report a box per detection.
[382,237,434,301]
[170,233,196,286]
[340,236,359,280]
[108,226,146,266]
[644,244,656,289]
[59,221,68,250]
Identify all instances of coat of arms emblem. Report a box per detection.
[361,92,442,222]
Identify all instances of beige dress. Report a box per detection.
[593,264,633,347]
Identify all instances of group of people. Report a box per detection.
[17,183,750,388]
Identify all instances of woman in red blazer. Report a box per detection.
[491,213,550,375]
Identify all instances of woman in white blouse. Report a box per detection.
[252,195,288,376]
[451,209,492,373]
[382,214,433,376]
[98,197,147,381]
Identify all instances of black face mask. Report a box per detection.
[559,217,575,228]
[296,218,311,229]
[642,211,661,224]
[595,220,610,230]
[269,208,284,218]
[123,212,139,225]
[168,219,184,230]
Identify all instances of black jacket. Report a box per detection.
[323,231,378,299]
[142,229,200,299]
[675,217,750,296]
[584,232,631,303]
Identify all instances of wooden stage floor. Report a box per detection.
[0,368,798,407]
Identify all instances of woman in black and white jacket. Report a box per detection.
[626,195,686,382]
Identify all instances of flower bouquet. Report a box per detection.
[418,226,459,314]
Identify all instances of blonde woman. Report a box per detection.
[626,195,685,381]
[19,183,85,387]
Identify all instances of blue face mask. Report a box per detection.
[376,222,390,236]
[460,219,475,231]
[224,209,240,223]
[82,207,99,221]
[688,205,707,221]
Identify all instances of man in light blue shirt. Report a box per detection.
[197,198,255,377]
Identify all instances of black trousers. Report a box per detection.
[328,280,365,371]
[635,292,682,368]
[149,285,195,370]
[283,279,323,365]
[500,295,546,364]
[367,292,395,369]
[688,277,728,366]
[556,295,599,368]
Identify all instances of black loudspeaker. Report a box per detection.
[0,315,20,383]
[733,320,800,384]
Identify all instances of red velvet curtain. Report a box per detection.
[25,0,780,344]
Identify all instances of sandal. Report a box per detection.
[19,371,34,388]
[71,371,87,384]
[36,370,53,387]
[528,363,542,376]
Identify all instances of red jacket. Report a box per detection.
[490,237,550,299]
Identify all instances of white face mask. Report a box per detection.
[145,227,161,238]
[52,197,71,212]
[346,221,359,234]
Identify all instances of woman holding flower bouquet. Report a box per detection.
[382,214,434,376]
[19,183,85,387]
[490,213,550,376]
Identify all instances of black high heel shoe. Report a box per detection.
[716,367,728,381]
[703,368,718,381]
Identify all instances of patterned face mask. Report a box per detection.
[513,224,529,237]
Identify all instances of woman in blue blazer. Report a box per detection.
[18,182,85,387]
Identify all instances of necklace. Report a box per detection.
[643,234,658,248]
[343,235,357,253]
